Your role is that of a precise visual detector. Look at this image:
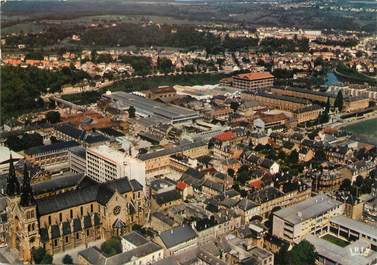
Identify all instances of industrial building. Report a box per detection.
[103,91,200,124]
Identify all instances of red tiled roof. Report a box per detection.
[214,131,235,142]
[236,72,274,81]
[176,181,188,191]
[249,179,262,189]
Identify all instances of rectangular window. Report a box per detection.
[59,213,62,222]
[48,216,51,225]
[70,210,73,219]
[80,207,83,216]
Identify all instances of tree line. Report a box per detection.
[1,65,90,122]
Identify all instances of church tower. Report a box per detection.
[6,160,40,263]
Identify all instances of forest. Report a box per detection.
[1,66,90,122]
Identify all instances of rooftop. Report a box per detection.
[159,225,197,249]
[274,194,342,225]
[236,72,274,81]
[106,92,199,122]
[24,141,80,155]
[330,215,377,240]
[306,235,377,265]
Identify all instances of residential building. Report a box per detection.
[272,194,345,243]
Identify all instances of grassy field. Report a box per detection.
[322,234,349,247]
[344,118,377,140]
[2,23,47,34]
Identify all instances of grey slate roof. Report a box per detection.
[122,231,148,246]
[153,190,182,205]
[138,140,206,161]
[24,140,80,155]
[32,173,83,195]
[159,225,197,249]
[79,242,162,265]
[36,177,142,215]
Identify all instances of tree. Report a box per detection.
[334,90,344,112]
[32,247,47,264]
[340,179,352,191]
[46,111,61,124]
[275,243,289,265]
[325,97,331,113]
[62,254,73,264]
[41,254,53,264]
[355,175,364,187]
[128,106,136,118]
[227,168,235,178]
[288,150,299,164]
[101,237,122,257]
[158,58,174,74]
[32,247,53,264]
[230,101,239,112]
[287,240,317,265]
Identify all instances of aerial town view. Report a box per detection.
[0,0,377,264]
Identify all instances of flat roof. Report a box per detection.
[108,92,199,122]
[87,145,126,165]
[330,215,377,239]
[306,235,377,265]
[274,194,342,225]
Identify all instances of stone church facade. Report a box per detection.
[5,157,145,263]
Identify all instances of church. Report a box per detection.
[5,156,145,263]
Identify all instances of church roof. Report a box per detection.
[36,177,142,216]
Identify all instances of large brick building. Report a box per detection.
[232,72,274,90]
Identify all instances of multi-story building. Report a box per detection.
[272,194,345,243]
[328,216,377,250]
[69,146,86,174]
[5,159,145,262]
[344,96,370,112]
[138,140,208,179]
[86,145,127,183]
[86,145,145,187]
[242,92,307,111]
[24,141,80,170]
[271,87,369,113]
[232,72,274,90]
[271,87,334,104]
[144,86,177,103]
[249,185,311,217]
[293,105,322,124]
[78,231,164,265]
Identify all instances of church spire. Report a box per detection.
[20,163,35,207]
[6,155,20,196]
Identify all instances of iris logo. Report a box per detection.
[349,246,371,256]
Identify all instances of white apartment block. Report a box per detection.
[272,194,345,243]
[86,145,145,186]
